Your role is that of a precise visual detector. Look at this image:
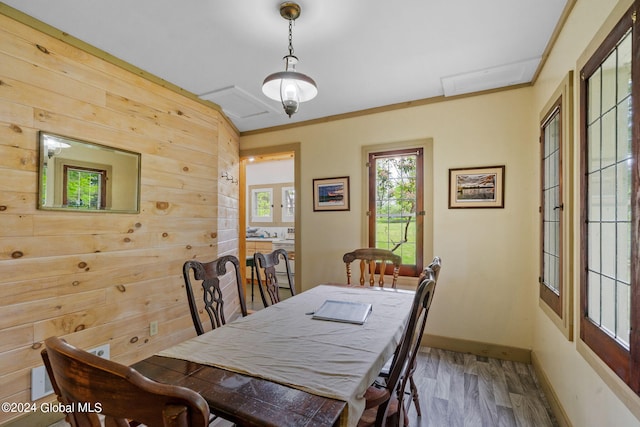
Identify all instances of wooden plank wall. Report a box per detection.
[0,12,239,424]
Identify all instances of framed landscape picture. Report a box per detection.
[313,176,350,211]
[448,166,505,209]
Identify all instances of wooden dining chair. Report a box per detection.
[183,255,248,336]
[406,258,440,418]
[379,256,442,419]
[419,256,441,284]
[41,336,210,427]
[343,248,402,288]
[358,274,437,427]
[254,248,295,307]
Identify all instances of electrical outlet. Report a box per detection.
[32,343,110,401]
[150,320,158,336]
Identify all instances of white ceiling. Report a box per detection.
[3,0,568,133]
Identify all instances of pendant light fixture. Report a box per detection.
[262,2,317,118]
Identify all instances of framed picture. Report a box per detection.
[313,176,350,211]
[448,166,505,209]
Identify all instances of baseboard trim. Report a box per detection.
[531,350,573,427]
[421,333,531,363]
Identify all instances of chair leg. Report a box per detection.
[402,399,409,427]
[409,374,422,417]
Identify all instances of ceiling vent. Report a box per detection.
[199,86,278,120]
[441,57,540,97]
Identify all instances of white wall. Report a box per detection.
[246,158,294,185]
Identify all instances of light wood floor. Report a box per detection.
[405,347,558,427]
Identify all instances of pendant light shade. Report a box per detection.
[262,2,317,118]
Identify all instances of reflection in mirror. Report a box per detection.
[38,132,141,213]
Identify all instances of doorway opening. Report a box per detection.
[239,144,300,309]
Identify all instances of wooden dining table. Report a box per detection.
[132,284,415,427]
[133,354,345,426]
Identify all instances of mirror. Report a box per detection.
[38,132,141,213]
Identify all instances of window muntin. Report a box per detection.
[580,4,637,391]
[368,148,424,276]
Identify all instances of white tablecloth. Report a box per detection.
[158,284,414,427]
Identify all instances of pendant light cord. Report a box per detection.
[288,19,295,56]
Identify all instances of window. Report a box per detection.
[250,188,273,222]
[539,72,573,339]
[368,148,424,276]
[580,4,637,392]
[540,101,563,316]
[248,183,295,226]
[62,165,107,209]
[282,186,295,223]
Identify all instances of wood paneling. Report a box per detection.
[0,11,239,424]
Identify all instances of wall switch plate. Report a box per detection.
[150,321,158,336]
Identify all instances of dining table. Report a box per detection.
[132,284,415,427]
